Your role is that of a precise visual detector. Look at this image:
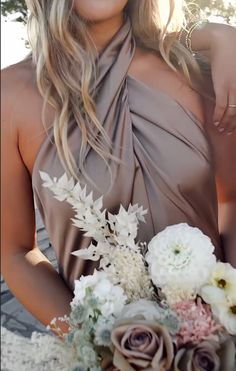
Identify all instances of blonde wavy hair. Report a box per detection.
[26,0,207,182]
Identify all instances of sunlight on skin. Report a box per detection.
[1,1,235,68]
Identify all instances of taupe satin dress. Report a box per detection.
[32,19,223,290]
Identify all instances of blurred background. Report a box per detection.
[1,0,236,68]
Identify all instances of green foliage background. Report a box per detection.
[1,0,27,23]
[1,0,236,24]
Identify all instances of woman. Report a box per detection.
[1,0,236,335]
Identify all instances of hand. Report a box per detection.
[210,25,236,135]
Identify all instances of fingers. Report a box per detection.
[213,89,227,133]
[213,89,236,135]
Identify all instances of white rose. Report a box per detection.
[119,299,163,321]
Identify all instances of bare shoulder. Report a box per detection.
[2,58,37,100]
[1,59,41,129]
[2,58,35,84]
[1,59,53,174]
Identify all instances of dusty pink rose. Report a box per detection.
[217,335,236,371]
[174,341,220,371]
[111,319,174,370]
[100,349,120,371]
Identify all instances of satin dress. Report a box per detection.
[32,19,223,290]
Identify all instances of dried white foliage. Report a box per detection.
[40,172,152,301]
[40,172,147,252]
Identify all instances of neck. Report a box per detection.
[88,13,125,52]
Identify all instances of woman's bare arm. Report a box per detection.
[205,109,236,266]
[212,133,236,266]
[1,66,73,334]
[191,23,236,133]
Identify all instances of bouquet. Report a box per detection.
[40,172,236,371]
[2,172,236,371]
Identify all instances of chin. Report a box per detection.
[73,0,128,22]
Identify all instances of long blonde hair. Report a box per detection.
[26,0,206,181]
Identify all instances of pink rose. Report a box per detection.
[174,336,236,371]
[111,319,174,370]
[174,341,220,371]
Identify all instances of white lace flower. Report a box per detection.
[145,223,216,293]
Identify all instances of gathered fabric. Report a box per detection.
[32,18,223,289]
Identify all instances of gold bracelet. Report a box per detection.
[178,26,186,44]
[179,20,208,54]
[186,20,203,54]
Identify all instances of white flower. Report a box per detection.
[71,270,127,318]
[71,273,98,308]
[200,263,236,308]
[200,285,226,306]
[211,298,236,335]
[93,276,127,317]
[200,285,236,334]
[119,299,164,321]
[200,263,236,335]
[145,223,216,293]
[118,299,180,335]
[208,262,236,300]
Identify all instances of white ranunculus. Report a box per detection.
[145,223,216,292]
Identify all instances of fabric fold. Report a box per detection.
[32,17,223,289]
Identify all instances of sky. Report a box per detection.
[1,1,236,69]
[1,15,29,68]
